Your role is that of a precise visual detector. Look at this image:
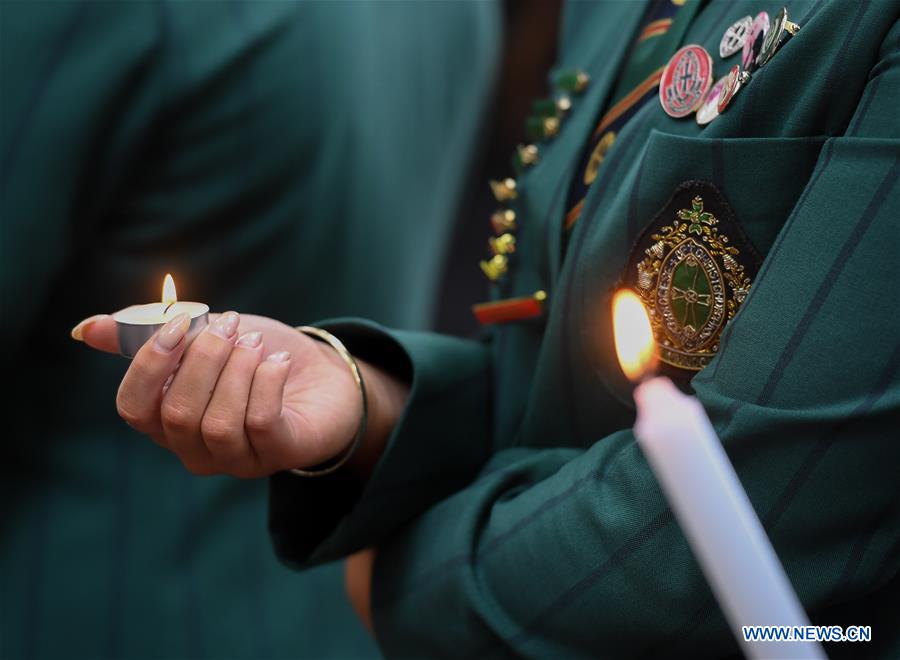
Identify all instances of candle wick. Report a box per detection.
[164,301,176,315]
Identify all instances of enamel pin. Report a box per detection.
[742,12,770,73]
[696,75,728,125]
[491,209,517,235]
[716,64,751,114]
[757,7,800,68]
[473,290,547,325]
[490,178,518,202]
[660,45,714,118]
[719,16,752,58]
[480,254,508,281]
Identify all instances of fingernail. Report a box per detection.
[266,351,291,363]
[156,313,191,352]
[210,311,240,339]
[237,331,262,348]
[71,315,105,342]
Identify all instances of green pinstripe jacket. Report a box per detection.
[270,1,900,657]
[0,2,498,657]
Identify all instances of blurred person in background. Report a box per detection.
[0,1,500,657]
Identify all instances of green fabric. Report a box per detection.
[270,320,492,566]
[0,1,499,658]
[607,0,701,106]
[270,1,900,657]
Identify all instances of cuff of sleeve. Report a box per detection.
[269,318,492,568]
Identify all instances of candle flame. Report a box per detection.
[162,274,178,306]
[612,289,657,382]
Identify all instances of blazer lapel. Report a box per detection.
[546,0,652,281]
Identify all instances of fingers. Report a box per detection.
[115,313,192,442]
[200,331,265,477]
[104,308,302,477]
[73,315,119,353]
[161,311,241,473]
[245,351,294,470]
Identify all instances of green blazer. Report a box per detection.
[270,1,900,657]
[0,1,499,657]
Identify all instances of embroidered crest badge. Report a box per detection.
[624,181,762,373]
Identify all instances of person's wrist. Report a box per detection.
[346,359,409,479]
[290,327,370,477]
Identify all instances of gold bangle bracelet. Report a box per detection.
[289,326,368,477]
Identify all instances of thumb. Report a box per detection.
[71,315,119,354]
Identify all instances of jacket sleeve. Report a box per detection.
[269,320,494,566]
[364,32,900,656]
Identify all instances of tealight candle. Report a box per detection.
[612,290,823,660]
[112,274,209,358]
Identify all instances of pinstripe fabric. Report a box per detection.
[693,139,837,388]
[0,1,500,658]
[757,155,899,406]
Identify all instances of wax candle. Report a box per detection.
[612,290,823,659]
[112,274,208,358]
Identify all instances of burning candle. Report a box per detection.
[612,290,823,659]
[112,274,209,358]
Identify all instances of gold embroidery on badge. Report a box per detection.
[635,195,752,371]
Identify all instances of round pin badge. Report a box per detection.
[717,65,751,114]
[660,45,714,119]
[719,16,752,58]
[741,12,770,73]
[757,7,800,68]
[696,75,728,125]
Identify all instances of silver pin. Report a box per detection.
[719,16,752,58]
[741,12,770,74]
[717,65,751,114]
[696,74,729,125]
[757,7,800,69]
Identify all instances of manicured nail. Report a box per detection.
[71,315,105,342]
[156,313,191,352]
[266,351,291,363]
[210,311,240,339]
[237,331,262,348]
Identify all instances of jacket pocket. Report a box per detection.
[633,130,828,256]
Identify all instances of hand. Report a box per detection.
[72,312,408,478]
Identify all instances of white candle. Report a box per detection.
[613,291,823,659]
[112,274,208,358]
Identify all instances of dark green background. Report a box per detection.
[0,1,500,657]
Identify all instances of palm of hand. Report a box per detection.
[235,315,363,468]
